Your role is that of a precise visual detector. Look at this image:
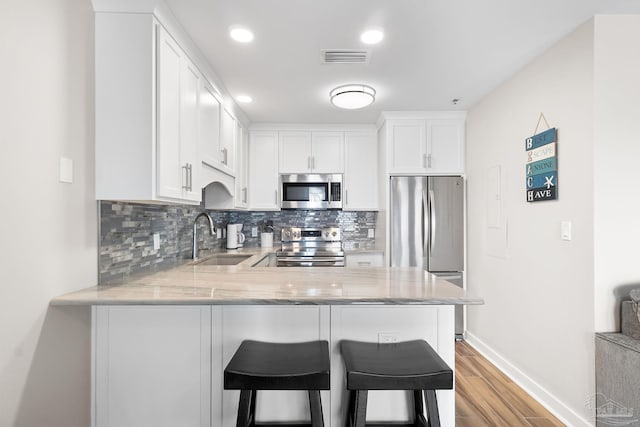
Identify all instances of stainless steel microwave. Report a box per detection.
[280,174,343,210]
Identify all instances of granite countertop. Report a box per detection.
[51,248,484,306]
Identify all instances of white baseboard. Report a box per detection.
[465,332,593,427]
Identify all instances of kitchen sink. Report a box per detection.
[192,254,252,266]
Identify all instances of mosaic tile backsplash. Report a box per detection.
[99,201,377,284]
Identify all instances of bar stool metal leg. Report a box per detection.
[424,390,440,427]
[308,390,324,427]
[352,390,368,427]
[236,389,253,427]
[413,390,428,427]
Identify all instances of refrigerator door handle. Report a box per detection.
[421,190,427,254]
[429,189,436,252]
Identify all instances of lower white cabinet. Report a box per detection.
[93,305,454,427]
[94,306,211,427]
[345,252,384,267]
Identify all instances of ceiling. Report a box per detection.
[164,0,640,124]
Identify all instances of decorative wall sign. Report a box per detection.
[525,113,557,202]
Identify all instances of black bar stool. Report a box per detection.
[340,340,453,427]
[224,340,330,427]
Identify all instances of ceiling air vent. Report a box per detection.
[321,49,370,64]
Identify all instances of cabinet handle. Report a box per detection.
[308,156,311,170]
[312,156,315,170]
[242,187,247,203]
[345,189,349,206]
[275,190,278,205]
[423,154,427,168]
[189,163,193,191]
[427,153,432,168]
[221,148,228,165]
[182,164,189,190]
[357,261,372,266]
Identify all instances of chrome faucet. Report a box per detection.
[192,212,216,260]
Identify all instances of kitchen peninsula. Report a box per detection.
[52,250,482,427]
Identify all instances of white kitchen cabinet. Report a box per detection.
[344,131,378,210]
[220,108,237,176]
[94,306,212,427]
[199,82,222,170]
[249,131,280,210]
[279,131,344,173]
[345,252,384,267]
[386,117,465,174]
[157,26,200,202]
[234,123,249,209]
[426,119,465,174]
[95,14,201,204]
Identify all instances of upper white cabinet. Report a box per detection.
[249,131,280,210]
[157,27,200,202]
[220,108,237,176]
[279,131,344,173]
[385,115,465,175]
[199,82,222,170]
[234,123,249,209]
[344,131,378,210]
[95,13,202,204]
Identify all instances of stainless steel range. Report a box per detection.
[276,227,344,267]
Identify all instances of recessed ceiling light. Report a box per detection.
[360,29,384,45]
[229,26,254,43]
[236,95,253,103]
[330,84,376,109]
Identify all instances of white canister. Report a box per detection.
[260,232,273,248]
[226,224,238,249]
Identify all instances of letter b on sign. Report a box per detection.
[526,138,533,150]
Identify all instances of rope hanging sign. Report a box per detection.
[525,113,557,202]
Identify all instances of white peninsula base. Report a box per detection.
[93,305,455,427]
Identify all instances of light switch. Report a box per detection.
[251,226,258,237]
[368,229,375,238]
[561,221,572,241]
[153,233,160,250]
[59,157,73,183]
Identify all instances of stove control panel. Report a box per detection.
[280,227,341,243]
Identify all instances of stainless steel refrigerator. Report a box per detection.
[390,176,465,339]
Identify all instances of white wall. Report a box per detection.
[593,15,640,332]
[466,21,596,426]
[0,0,96,425]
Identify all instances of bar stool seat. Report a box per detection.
[224,340,330,427]
[340,340,453,427]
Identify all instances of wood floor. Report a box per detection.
[455,341,565,427]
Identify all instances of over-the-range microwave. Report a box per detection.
[280,174,343,210]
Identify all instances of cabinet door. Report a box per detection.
[311,131,344,173]
[94,306,211,427]
[345,252,384,267]
[199,82,221,169]
[220,108,236,176]
[426,119,465,174]
[234,123,249,208]
[180,58,201,202]
[156,27,184,199]
[388,120,427,173]
[279,131,312,173]
[344,131,378,210]
[249,131,280,210]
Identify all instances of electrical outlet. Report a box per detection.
[251,226,258,237]
[153,233,160,250]
[378,332,398,344]
[368,228,375,238]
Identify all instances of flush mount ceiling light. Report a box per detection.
[360,29,384,45]
[330,84,376,109]
[229,26,254,43]
[236,95,253,103]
